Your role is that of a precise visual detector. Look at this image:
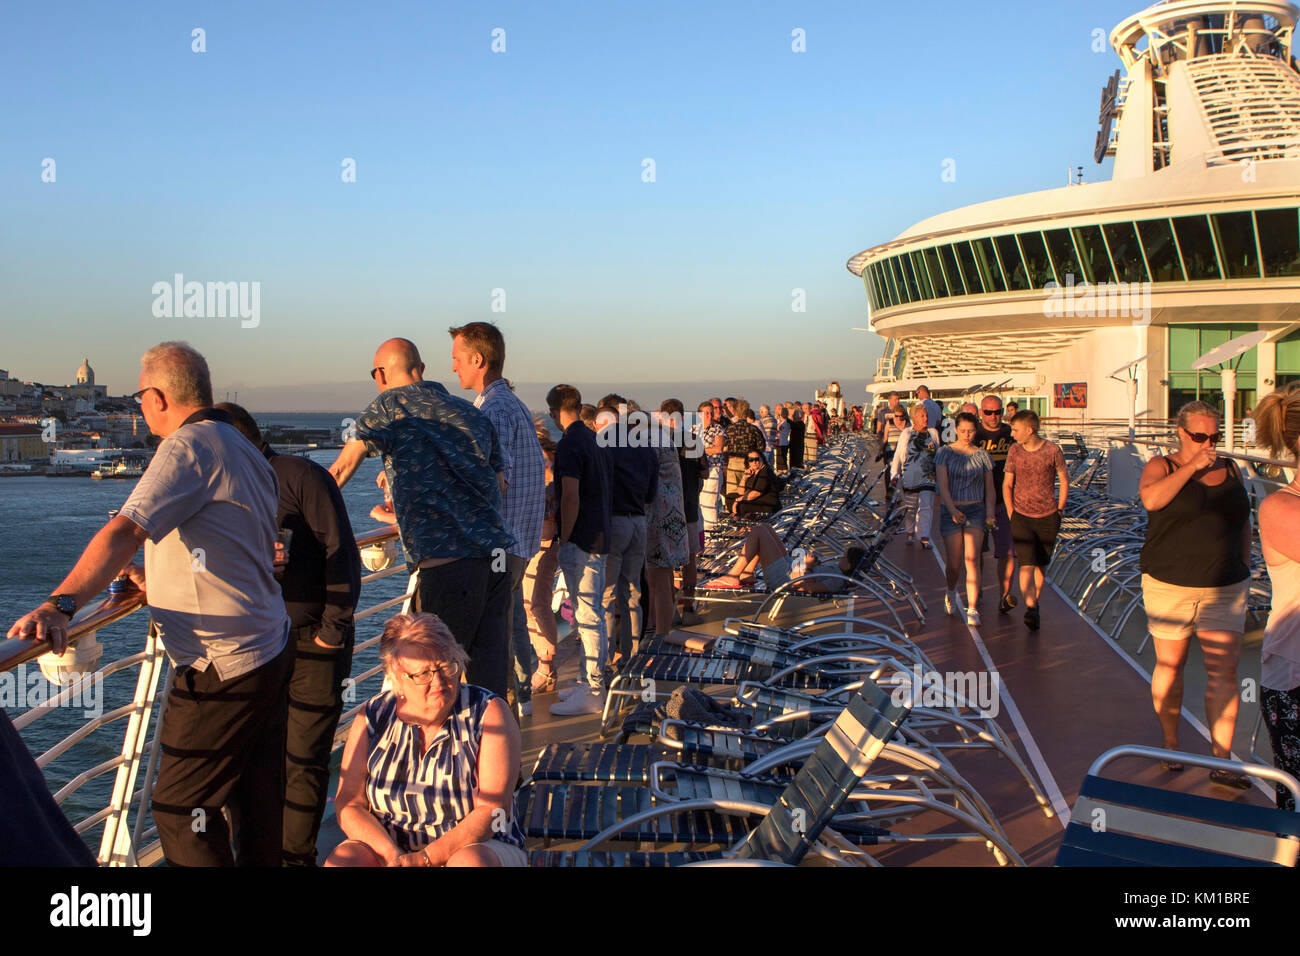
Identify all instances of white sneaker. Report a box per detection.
[549,688,605,716]
[557,682,584,701]
[519,700,532,717]
[966,608,981,627]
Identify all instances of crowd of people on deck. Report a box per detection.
[12,331,1300,868]
[871,381,1300,806]
[4,328,866,868]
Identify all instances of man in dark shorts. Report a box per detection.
[1003,410,1069,631]
[974,395,1018,614]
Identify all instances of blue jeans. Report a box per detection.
[507,554,535,703]
[558,541,608,690]
[940,501,986,539]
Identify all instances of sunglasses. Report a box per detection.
[370,366,384,381]
[1183,428,1222,444]
[981,408,1002,416]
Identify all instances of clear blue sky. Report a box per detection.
[0,0,1127,400]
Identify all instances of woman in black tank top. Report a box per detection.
[1138,402,1253,787]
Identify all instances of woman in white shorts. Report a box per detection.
[1138,401,1252,788]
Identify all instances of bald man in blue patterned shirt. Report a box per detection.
[330,338,515,698]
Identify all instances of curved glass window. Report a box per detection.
[1172,215,1222,280]
[1211,211,1260,279]
[1017,231,1056,287]
[995,234,1031,290]
[873,263,890,309]
[923,247,949,296]
[899,253,922,301]
[883,262,899,307]
[972,237,1007,292]
[860,206,1297,309]
[937,244,966,295]
[1044,228,1084,284]
[910,250,934,299]
[1258,208,1300,277]
[954,241,985,294]
[1102,221,1148,283]
[1137,218,1185,282]
[1072,225,1114,284]
[889,257,911,304]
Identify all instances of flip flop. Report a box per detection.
[1209,769,1251,790]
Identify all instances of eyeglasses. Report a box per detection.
[131,387,161,405]
[1183,428,1222,444]
[399,661,460,685]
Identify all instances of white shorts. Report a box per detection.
[465,841,529,867]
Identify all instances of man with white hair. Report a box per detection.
[9,341,292,866]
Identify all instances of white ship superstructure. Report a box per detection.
[849,0,1300,422]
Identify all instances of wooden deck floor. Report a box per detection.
[515,477,1275,866]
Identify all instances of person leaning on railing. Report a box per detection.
[7,341,293,866]
[1250,385,1300,808]
[1138,400,1252,789]
[325,613,526,867]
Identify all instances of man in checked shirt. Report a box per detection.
[449,323,546,716]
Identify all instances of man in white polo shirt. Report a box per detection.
[8,341,291,866]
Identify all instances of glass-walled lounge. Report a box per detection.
[864,207,1300,312]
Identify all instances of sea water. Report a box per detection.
[0,450,404,844]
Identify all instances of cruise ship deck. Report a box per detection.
[474,443,1275,866]
[3,428,1288,868]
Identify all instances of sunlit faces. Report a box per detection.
[1009,419,1035,443]
[955,419,977,445]
[392,653,460,715]
[449,335,481,391]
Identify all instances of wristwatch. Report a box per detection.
[44,594,78,618]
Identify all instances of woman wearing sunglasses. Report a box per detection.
[1139,401,1252,788]
[727,451,781,518]
[326,613,527,866]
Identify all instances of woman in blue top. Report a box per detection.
[326,613,526,867]
[936,412,996,626]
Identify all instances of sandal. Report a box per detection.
[1209,769,1251,790]
[530,660,557,694]
[1159,759,1185,772]
[920,538,931,550]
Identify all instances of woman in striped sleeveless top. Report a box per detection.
[326,613,527,866]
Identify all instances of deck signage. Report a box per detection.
[1054,383,1088,408]
[1094,69,1121,163]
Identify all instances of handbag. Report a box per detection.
[901,431,937,492]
